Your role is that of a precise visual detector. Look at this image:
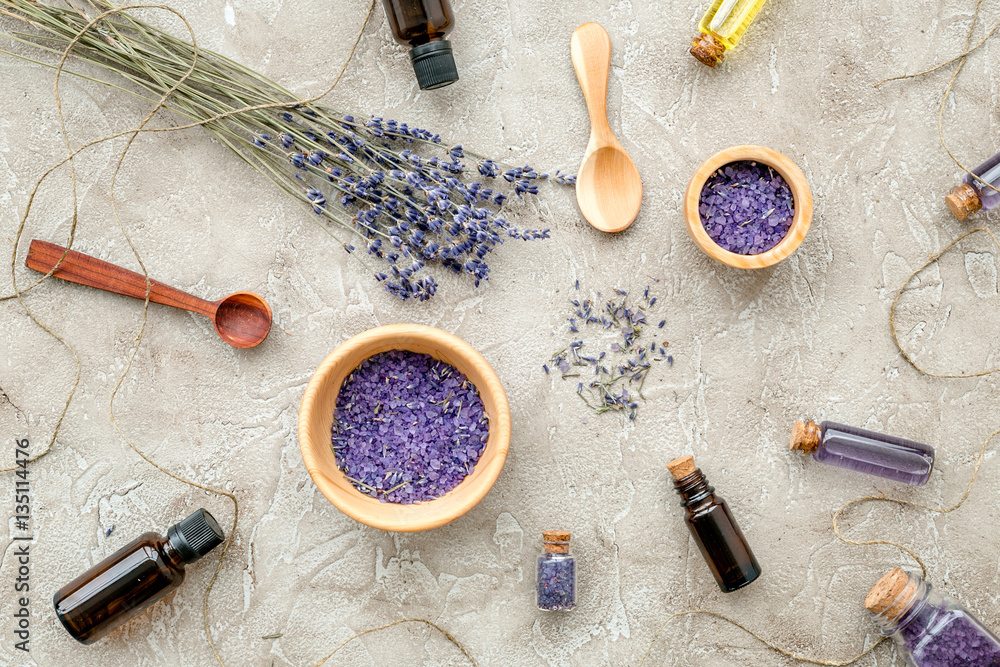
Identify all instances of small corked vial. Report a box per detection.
[537,530,575,611]
[690,0,772,68]
[690,32,726,67]
[666,455,761,593]
[866,568,1000,665]
[945,183,982,221]
[788,419,934,486]
[944,150,1000,221]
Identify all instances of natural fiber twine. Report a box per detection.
[0,1,476,665]
[640,1,1000,663]
[2,0,1000,664]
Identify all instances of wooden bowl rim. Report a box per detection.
[683,145,814,269]
[298,323,511,532]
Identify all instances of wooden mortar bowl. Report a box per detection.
[298,324,511,532]
[684,145,813,269]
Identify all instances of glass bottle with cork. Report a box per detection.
[53,508,225,644]
[690,0,770,68]
[866,567,1000,665]
[666,455,761,592]
[382,0,459,90]
[536,530,576,611]
[945,150,1000,220]
[790,420,934,486]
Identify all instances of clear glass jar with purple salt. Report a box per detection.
[537,531,576,612]
[866,568,1000,667]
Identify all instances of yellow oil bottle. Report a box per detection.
[690,0,769,67]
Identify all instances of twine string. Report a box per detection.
[1,1,474,665]
[4,0,999,664]
[889,226,1000,378]
[876,0,1000,200]
[641,2,1000,662]
[313,619,478,667]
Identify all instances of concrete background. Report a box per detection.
[2,0,1000,664]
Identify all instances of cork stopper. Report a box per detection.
[543,530,571,554]
[945,183,982,221]
[865,568,918,619]
[666,455,697,481]
[789,420,822,454]
[690,32,726,68]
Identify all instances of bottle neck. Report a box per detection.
[161,533,191,569]
[671,469,714,507]
[871,572,930,635]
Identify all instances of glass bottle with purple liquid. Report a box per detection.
[537,531,576,611]
[790,420,934,485]
[866,568,1000,667]
[946,150,1000,220]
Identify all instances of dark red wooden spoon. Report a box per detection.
[25,240,271,349]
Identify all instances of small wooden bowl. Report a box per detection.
[298,324,511,532]
[684,145,813,269]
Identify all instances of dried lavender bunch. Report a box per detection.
[0,0,574,300]
[545,283,672,421]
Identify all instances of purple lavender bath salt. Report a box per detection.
[867,568,1000,667]
[698,160,795,255]
[537,531,576,611]
[331,350,489,504]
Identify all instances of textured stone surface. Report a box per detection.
[2,0,1000,665]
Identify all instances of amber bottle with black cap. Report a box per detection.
[54,508,225,644]
[667,455,761,592]
[382,0,459,90]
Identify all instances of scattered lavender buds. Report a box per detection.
[537,557,576,611]
[699,161,794,255]
[331,350,489,503]
[547,284,672,421]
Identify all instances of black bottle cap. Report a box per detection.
[409,40,459,90]
[167,509,225,563]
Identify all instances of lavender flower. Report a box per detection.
[239,112,567,300]
[0,0,573,302]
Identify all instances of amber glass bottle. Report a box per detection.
[667,455,761,592]
[53,509,225,644]
[382,0,459,90]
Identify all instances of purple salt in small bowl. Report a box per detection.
[298,324,511,532]
[684,146,813,269]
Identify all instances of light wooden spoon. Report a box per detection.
[571,22,642,233]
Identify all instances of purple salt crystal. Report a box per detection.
[898,603,1000,666]
[537,557,575,611]
[698,160,794,256]
[331,350,490,504]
